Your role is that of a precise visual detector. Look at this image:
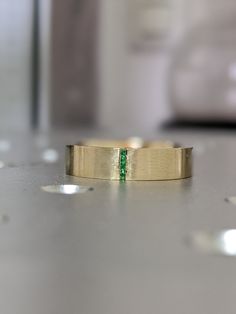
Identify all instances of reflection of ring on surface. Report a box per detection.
[66,139,193,181]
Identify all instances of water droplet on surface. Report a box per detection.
[41,149,59,163]
[41,184,93,195]
[225,197,236,205]
[187,229,236,256]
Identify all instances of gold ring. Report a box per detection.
[66,138,193,181]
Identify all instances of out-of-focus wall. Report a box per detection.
[0,0,32,130]
[170,0,236,122]
[98,0,184,132]
[51,0,98,128]
[38,0,51,131]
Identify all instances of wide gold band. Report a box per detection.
[66,139,193,181]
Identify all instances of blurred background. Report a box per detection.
[1,0,236,133]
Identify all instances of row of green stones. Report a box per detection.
[119,149,128,181]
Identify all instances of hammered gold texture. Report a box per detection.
[66,140,193,181]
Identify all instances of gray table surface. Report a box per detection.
[0,128,236,314]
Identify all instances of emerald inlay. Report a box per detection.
[119,149,127,181]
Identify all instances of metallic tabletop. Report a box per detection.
[0,129,235,314]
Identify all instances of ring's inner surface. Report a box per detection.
[78,138,176,149]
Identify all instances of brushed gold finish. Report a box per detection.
[66,139,193,181]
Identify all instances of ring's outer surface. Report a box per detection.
[66,139,192,181]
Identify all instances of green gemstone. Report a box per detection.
[119,149,127,181]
